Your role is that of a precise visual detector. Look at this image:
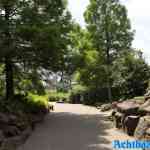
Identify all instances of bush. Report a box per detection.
[70,85,123,105]
[0,93,49,114]
[27,93,49,114]
[48,91,69,102]
[69,85,88,104]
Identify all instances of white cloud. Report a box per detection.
[68,0,150,63]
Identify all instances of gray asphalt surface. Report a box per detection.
[18,103,133,150]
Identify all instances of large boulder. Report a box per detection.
[114,112,123,128]
[134,116,150,140]
[145,128,150,140]
[111,101,118,109]
[116,100,140,115]
[139,99,150,114]
[144,90,150,101]
[0,113,9,124]
[0,130,5,143]
[123,115,140,136]
[0,125,32,150]
[3,125,21,138]
[100,103,112,112]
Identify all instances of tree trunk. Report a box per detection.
[4,6,14,100]
[107,75,112,102]
[5,57,14,100]
[106,45,112,102]
[104,4,112,102]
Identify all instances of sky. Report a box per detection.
[68,0,150,63]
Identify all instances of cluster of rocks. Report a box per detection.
[112,93,150,140]
[95,102,112,112]
[0,103,54,150]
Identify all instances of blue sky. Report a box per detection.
[68,0,150,63]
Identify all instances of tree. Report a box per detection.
[0,0,72,99]
[84,0,134,101]
[112,50,150,98]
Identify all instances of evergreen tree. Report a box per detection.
[0,0,72,99]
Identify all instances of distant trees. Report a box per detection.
[0,0,72,99]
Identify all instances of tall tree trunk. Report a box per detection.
[104,4,112,102]
[106,31,112,102]
[106,50,112,102]
[4,7,14,100]
[106,73,112,102]
[5,57,14,100]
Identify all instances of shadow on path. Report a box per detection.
[18,106,113,150]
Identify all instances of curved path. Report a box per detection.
[18,104,133,150]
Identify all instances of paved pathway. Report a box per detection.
[18,104,133,150]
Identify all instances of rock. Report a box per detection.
[114,112,123,128]
[145,128,150,140]
[1,136,22,150]
[0,126,32,150]
[21,126,32,141]
[139,99,150,114]
[134,116,150,140]
[0,113,9,124]
[116,100,140,115]
[144,90,150,101]
[112,101,118,109]
[107,110,114,121]
[123,115,140,136]
[0,130,4,142]
[96,106,101,110]
[3,125,21,138]
[29,114,44,124]
[100,103,112,112]
[95,102,103,107]
[8,115,18,125]
[111,110,116,117]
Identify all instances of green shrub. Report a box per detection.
[0,93,49,114]
[26,93,49,113]
[48,91,69,102]
[69,85,88,104]
[69,84,124,105]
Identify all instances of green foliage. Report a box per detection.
[77,50,107,88]
[69,0,149,103]
[48,91,69,102]
[72,50,150,103]
[0,93,49,114]
[69,85,122,105]
[15,69,46,95]
[0,0,72,99]
[27,93,49,107]
[64,24,93,76]
[84,0,134,52]
[72,84,88,93]
[112,50,150,98]
[84,0,134,101]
